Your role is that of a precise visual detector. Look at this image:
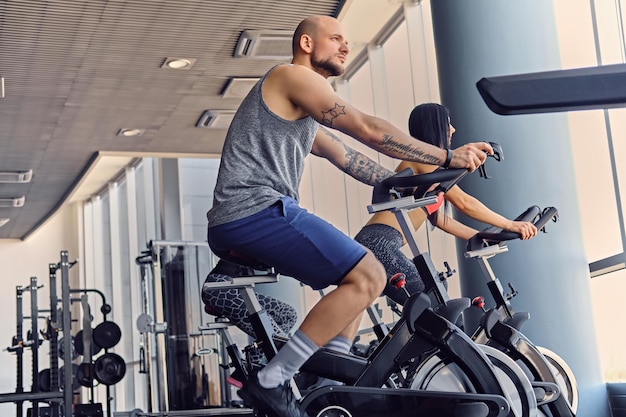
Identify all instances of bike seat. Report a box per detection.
[433,297,471,324]
[503,311,530,331]
[403,292,432,333]
[219,251,276,275]
[480,308,504,339]
[205,257,279,288]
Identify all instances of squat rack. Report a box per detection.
[0,250,76,416]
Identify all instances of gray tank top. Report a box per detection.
[206,65,319,227]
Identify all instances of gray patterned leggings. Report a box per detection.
[201,259,298,363]
[354,223,426,305]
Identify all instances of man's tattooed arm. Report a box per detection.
[381,134,440,165]
[319,102,442,165]
[344,147,395,185]
[320,103,347,128]
[318,126,394,186]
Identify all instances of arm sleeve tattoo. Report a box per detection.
[381,134,440,165]
[319,102,440,165]
[320,127,394,186]
[345,148,394,185]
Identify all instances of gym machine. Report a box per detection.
[204,168,525,417]
[371,162,577,417]
[5,277,47,417]
[463,207,578,416]
[2,250,125,417]
[476,63,626,115]
[0,251,75,417]
[134,241,232,415]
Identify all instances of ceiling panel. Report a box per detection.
[0,0,345,239]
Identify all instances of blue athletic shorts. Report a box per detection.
[207,196,367,290]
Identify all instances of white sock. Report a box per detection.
[323,335,353,354]
[257,329,319,388]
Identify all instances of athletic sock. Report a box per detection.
[306,335,354,389]
[324,335,353,354]
[257,329,319,389]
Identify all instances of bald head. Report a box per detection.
[292,15,340,55]
[290,15,348,77]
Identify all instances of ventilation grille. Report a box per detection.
[0,170,32,183]
[0,197,25,208]
[234,30,294,59]
[196,110,237,129]
[221,77,260,98]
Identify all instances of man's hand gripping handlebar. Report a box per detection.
[449,141,496,172]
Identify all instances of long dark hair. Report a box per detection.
[408,103,451,226]
[408,103,450,149]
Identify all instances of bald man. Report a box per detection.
[206,15,492,417]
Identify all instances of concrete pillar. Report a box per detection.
[429,1,609,415]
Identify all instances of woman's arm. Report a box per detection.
[435,213,479,240]
[445,186,537,239]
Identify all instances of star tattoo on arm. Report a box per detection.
[321,103,346,128]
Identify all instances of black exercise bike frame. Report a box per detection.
[213,168,516,417]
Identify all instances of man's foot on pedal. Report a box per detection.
[238,372,309,417]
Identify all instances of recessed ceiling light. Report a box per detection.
[0,169,32,183]
[161,57,197,70]
[117,128,145,137]
[0,218,9,228]
[0,196,25,208]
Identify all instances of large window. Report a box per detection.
[553,0,626,380]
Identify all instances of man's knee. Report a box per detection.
[343,252,386,300]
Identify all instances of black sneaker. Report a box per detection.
[238,372,309,417]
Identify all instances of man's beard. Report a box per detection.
[311,54,344,77]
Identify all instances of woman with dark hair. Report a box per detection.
[354,102,538,305]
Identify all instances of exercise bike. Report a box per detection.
[366,167,540,417]
[377,170,576,417]
[461,207,578,417]
[205,168,517,417]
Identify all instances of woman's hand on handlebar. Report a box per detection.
[449,142,493,172]
[505,220,538,240]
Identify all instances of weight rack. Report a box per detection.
[0,250,75,416]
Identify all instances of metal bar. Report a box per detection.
[589,252,626,278]
[60,251,74,417]
[0,391,63,404]
[29,277,40,417]
[49,263,61,417]
[150,239,209,248]
[15,286,24,417]
[151,248,169,411]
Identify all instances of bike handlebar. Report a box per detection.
[466,206,559,251]
[372,167,469,204]
[371,141,503,204]
[513,205,542,223]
